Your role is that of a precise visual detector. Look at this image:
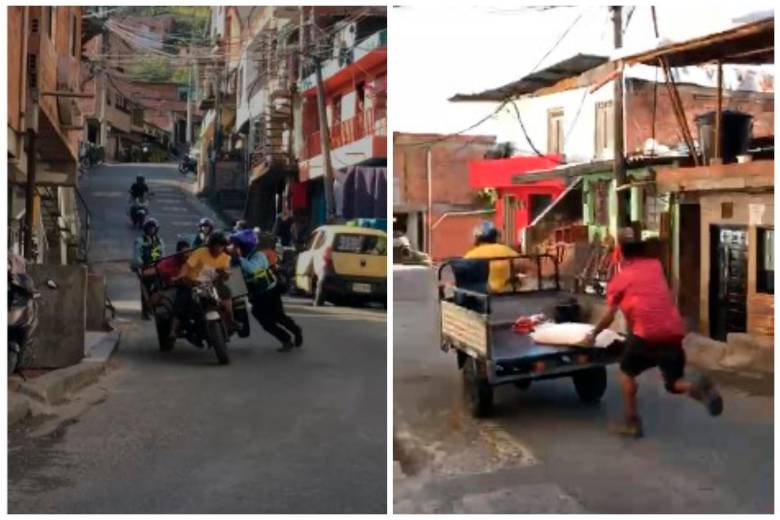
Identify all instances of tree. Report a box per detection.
[130,55,174,82]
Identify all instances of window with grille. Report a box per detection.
[31,17,39,33]
[592,179,610,226]
[757,227,774,294]
[27,54,37,88]
[547,108,565,155]
[132,106,144,127]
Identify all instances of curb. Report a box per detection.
[10,330,121,425]
[683,332,774,374]
[8,393,33,426]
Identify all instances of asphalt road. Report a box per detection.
[393,268,773,514]
[8,164,387,514]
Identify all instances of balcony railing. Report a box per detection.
[303,107,386,160]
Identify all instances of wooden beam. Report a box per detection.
[40,91,95,99]
[715,60,723,161]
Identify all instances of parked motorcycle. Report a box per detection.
[151,271,250,365]
[178,154,197,174]
[79,142,105,170]
[8,257,58,375]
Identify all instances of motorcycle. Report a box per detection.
[178,154,197,174]
[79,142,105,170]
[128,194,153,229]
[8,258,58,375]
[151,270,250,365]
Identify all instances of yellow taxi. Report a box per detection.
[294,225,387,307]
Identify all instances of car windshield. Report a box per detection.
[334,234,387,256]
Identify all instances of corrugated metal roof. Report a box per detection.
[449,54,608,102]
[619,18,774,67]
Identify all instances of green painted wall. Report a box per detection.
[581,167,656,242]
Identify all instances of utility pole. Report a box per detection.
[611,5,628,228]
[210,67,222,197]
[314,56,337,222]
[186,44,193,146]
[24,93,39,261]
[311,7,336,222]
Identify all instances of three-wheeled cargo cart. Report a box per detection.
[438,254,625,417]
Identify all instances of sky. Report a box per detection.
[391,4,774,138]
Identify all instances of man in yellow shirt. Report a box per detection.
[464,221,519,293]
[176,232,237,330]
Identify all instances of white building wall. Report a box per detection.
[489,84,615,164]
[479,63,773,164]
[341,91,357,120]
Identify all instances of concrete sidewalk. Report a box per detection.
[683,332,773,374]
[8,329,121,427]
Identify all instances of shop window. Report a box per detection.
[757,227,774,294]
[592,180,610,226]
[547,108,564,155]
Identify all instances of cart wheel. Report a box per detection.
[463,357,493,417]
[572,366,607,403]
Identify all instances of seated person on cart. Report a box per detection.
[463,221,520,293]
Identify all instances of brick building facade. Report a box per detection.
[393,132,497,260]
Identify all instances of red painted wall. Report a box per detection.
[469,155,565,247]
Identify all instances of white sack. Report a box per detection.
[531,323,623,348]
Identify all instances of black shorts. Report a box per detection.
[620,334,686,389]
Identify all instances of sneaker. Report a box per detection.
[611,417,644,439]
[294,331,303,348]
[277,342,293,353]
[689,374,724,417]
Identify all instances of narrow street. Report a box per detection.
[8,164,387,514]
[393,273,773,514]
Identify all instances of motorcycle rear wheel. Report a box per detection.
[207,320,229,365]
[155,316,175,352]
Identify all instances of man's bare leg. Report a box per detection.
[617,372,643,438]
[672,375,723,416]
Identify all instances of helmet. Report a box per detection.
[207,231,229,247]
[473,221,498,243]
[199,217,214,229]
[230,229,257,253]
[143,217,159,232]
[137,176,145,183]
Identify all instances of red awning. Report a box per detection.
[469,155,563,189]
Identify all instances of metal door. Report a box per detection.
[710,226,748,340]
[503,195,517,247]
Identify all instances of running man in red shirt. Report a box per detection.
[584,233,723,438]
